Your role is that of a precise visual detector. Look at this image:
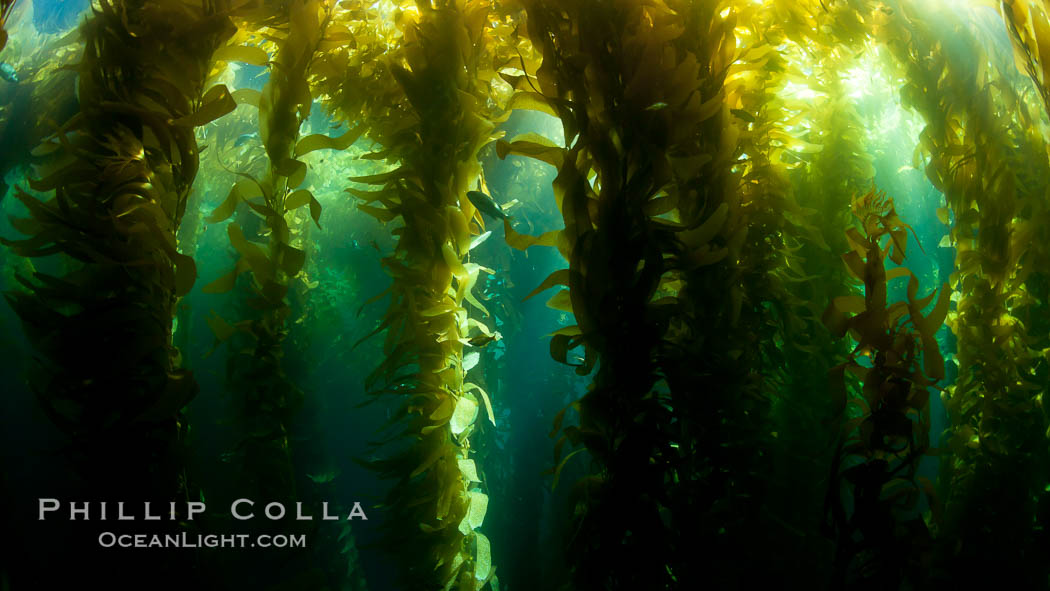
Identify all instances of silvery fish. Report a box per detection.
[466,190,508,220]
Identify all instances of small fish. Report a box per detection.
[468,331,503,348]
[234,131,259,147]
[466,190,508,220]
[0,63,18,83]
[645,102,668,111]
[307,468,341,484]
[731,108,756,123]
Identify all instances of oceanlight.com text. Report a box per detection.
[97,532,306,549]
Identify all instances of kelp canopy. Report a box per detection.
[3,0,1050,589]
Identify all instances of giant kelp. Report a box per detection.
[202,0,347,509]
[317,1,505,589]
[872,1,1050,583]
[0,0,240,582]
[501,0,798,587]
[4,1,1050,589]
[822,187,946,589]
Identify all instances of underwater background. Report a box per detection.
[2,0,1050,589]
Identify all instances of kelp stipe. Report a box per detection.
[822,187,946,589]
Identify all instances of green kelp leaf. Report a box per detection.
[275,158,307,188]
[307,468,341,484]
[202,259,248,294]
[206,310,236,342]
[214,44,269,66]
[232,88,261,107]
[474,532,492,582]
[463,351,480,371]
[309,193,323,228]
[551,448,586,490]
[294,124,364,158]
[208,184,241,223]
[279,243,306,277]
[286,189,312,210]
[358,203,396,223]
[828,362,849,418]
[172,85,237,127]
[450,394,479,435]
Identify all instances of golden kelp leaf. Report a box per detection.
[458,459,480,482]
[842,251,866,279]
[547,325,582,337]
[681,202,728,248]
[464,383,495,426]
[503,218,560,250]
[448,207,471,255]
[822,302,851,338]
[410,445,446,478]
[172,85,237,127]
[350,167,406,185]
[421,302,458,317]
[496,133,564,167]
[208,184,241,223]
[442,243,469,281]
[936,207,950,225]
[174,252,196,296]
[506,91,558,117]
[546,289,573,313]
[466,491,488,531]
[463,351,480,371]
[450,394,478,435]
[228,222,273,279]
[232,88,261,107]
[696,88,725,123]
[832,295,866,315]
[214,44,269,66]
[886,267,912,282]
[524,269,569,301]
[293,124,364,157]
[430,396,455,422]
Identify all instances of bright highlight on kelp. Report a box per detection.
[3,0,1050,589]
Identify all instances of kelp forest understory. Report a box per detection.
[3,0,1050,590]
